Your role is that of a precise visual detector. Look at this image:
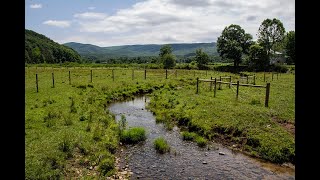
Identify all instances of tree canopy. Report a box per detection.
[248,43,269,71]
[217,24,252,68]
[284,31,295,64]
[194,48,209,69]
[25,29,82,64]
[159,45,176,69]
[257,18,286,59]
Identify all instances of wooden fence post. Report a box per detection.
[52,72,54,88]
[36,73,38,93]
[219,76,222,90]
[265,83,270,107]
[210,77,213,91]
[214,78,217,97]
[144,69,147,80]
[112,69,114,81]
[166,69,168,79]
[69,71,71,85]
[253,75,256,85]
[229,76,231,88]
[196,77,199,94]
[236,81,239,100]
[90,69,93,83]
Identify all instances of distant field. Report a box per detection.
[25,66,295,179]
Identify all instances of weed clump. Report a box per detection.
[181,131,197,141]
[154,137,170,154]
[120,127,146,144]
[195,136,207,148]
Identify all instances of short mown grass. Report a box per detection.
[154,137,170,154]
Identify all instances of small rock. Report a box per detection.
[160,169,165,172]
[267,124,271,128]
[89,166,93,170]
[202,161,207,164]
[205,152,208,156]
[125,164,129,168]
[232,144,237,148]
[121,171,127,175]
[219,152,225,155]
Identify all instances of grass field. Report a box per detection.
[25,66,295,178]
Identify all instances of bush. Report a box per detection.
[120,127,146,144]
[154,137,170,154]
[99,158,114,176]
[195,136,207,148]
[181,131,197,141]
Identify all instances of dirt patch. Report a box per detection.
[272,117,295,136]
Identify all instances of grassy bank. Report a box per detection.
[26,66,295,178]
[147,72,295,164]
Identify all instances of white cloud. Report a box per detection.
[30,4,42,9]
[88,7,96,10]
[74,12,107,20]
[43,20,71,28]
[68,0,295,46]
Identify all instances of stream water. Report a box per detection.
[109,96,295,179]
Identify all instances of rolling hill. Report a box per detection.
[25,29,82,64]
[64,42,218,60]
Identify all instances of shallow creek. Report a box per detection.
[109,96,295,179]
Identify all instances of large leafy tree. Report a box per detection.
[159,45,176,69]
[159,45,173,57]
[257,18,286,60]
[217,24,253,68]
[284,31,295,64]
[194,48,209,69]
[248,43,268,71]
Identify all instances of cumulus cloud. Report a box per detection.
[43,20,71,28]
[30,4,42,9]
[67,0,295,46]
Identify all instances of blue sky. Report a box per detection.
[25,0,295,47]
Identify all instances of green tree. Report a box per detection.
[194,48,209,69]
[257,18,286,61]
[162,54,176,69]
[284,31,295,64]
[248,43,268,71]
[159,45,173,57]
[217,24,253,69]
[159,45,176,69]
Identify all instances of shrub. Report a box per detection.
[99,158,114,176]
[195,136,207,148]
[120,127,146,144]
[181,131,197,141]
[154,137,170,154]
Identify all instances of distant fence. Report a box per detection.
[196,77,271,107]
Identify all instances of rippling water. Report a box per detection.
[109,96,295,179]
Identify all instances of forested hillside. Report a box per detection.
[25,29,82,64]
[64,42,218,61]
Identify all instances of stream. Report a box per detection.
[109,96,295,179]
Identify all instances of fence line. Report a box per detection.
[197,78,271,107]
